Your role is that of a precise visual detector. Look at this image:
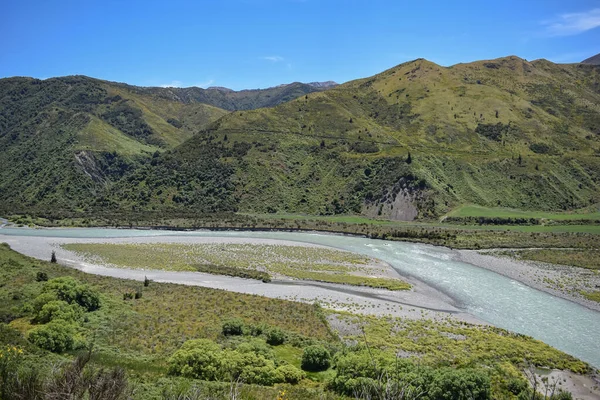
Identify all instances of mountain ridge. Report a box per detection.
[1,56,599,218]
[582,53,600,65]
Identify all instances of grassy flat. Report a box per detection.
[446,205,600,220]
[508,249,600,270]
[62,242,411,290]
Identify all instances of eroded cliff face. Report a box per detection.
[74,150,105,184]
[361,176,431,221]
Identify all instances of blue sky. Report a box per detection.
[1,0,599,90]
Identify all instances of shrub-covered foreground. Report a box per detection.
[0,242,590,399]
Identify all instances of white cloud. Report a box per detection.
[263,56,284,62]
[191,79,215,88]
[159,79,214,88]
[543,8,600,36]
[159,80,183,88]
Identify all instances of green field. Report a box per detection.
[447,205,600,220]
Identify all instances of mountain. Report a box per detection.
[115,56,600,219]
[1,57,600,219]
[582,53,600,65]
[307,81,339,89]
[0,75,228,210]
[121,81,333,111]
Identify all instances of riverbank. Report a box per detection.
[457,250,600,313]
[0,233,483,325]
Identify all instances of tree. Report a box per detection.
[143,276,150,287]
[50,251,57,263]
[406,152,412,164]
[301,345,331,372]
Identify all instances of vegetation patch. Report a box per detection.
[580,290,600,303]
[509,249,600,270]
[61,242,411,290]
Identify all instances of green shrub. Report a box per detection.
[42,277,100,311]
[28,321,75,353]
[265,327,285,345]
[248,323,267,336]
[301,345,331,372]
[276,364,306,384]
[428,368,491,400]
[222,349,281,386]
[168,339,286,386]
[232,338,275,361]
[24,292,59,315]
[167,339,223,380]
[222,319,245,336]
[35,271,48,282]
[35,300,83,324]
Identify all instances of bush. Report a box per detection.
[28,321,75,353]
[35,300,83,324]
[222,319,245,336]
[167,339,223,380]
[276,364,305,384]
[168,339,286,386]
[265,327,285,345]
[428,368,491,400]
[222,349,281,386]
[42,277,100,312]
[35,271,48,282]
[233,338,275,361]
[301,345,331,372]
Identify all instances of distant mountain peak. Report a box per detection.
[306,81,338,89]
[581,53,600,65]
[206,86,234,92]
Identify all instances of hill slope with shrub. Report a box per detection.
[116,57,600,218]
[2,57,600,219]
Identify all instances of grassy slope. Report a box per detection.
[2,57,600,220]
[122,57,600,219]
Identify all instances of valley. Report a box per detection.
[2,55,600,399]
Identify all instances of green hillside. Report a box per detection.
[116,57,600,219]
[2,57,600,220]
[0,76,228,210]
